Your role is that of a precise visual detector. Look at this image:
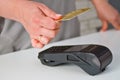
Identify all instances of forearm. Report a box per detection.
[0,0,28,21]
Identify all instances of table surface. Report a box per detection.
[0,30,120,80]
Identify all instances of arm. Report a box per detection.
[0,0,62,48]
[92,0,120,31]
[0,0,19,20]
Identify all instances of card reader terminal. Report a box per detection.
[38,44,113,75]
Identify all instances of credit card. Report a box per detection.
[58,8,90,21]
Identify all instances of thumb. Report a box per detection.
[39,3,62,19]
[100,20,108,32]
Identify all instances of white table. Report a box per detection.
[0,30,120,80]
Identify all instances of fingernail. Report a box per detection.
[56,14,62,18]
[41,37,48,44]
[37,44,43,48]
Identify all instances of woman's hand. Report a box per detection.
[0,0,62,48]
[92,0,120,31]
[16,1,62,48]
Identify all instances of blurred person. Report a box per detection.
[92,0,120,31]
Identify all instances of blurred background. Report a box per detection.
[76,0,102,36]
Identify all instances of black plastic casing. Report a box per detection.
[38,44,113,75]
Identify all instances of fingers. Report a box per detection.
[33,10,61,30]
[30,27,59,48]
[38,16,61,29]
[100,20,108,32]
[30,11,61,48]
[30,15,60,48]
[39,27,59,38]
[100,16,120,31]
[38,3,62,19]
[31,36,51,48]
[100,15,120,32]
[38,36,50,45]
[31,38,44,48]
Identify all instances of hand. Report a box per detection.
[6,0,62,48]
[92,0,120,31]
[17,1,62,48]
